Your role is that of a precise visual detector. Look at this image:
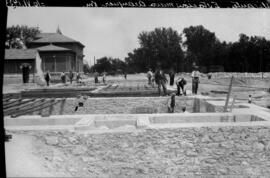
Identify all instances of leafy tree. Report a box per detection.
[6,25,41,49]
[225,34,270,72]
[83,62,91,73]
[182,25,219,72]
[125,27,184,72]
[91,57,127,74]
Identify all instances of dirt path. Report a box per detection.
[5,134,53,177]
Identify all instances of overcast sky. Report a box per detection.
[7,8,270,66]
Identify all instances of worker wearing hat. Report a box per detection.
[167,93,176,113]
[191,65,200,94]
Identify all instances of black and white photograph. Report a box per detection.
[3,6,270,177]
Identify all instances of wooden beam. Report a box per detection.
[11,99,63,118]
[4,98,36,112]
[3,99,23,109]
[4,98,45,116]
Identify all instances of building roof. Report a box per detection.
[37,44,72,52]
[30,33,85,47]
[5,49,37,60]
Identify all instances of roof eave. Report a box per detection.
[37,49,75,53]
[29,41,85,47]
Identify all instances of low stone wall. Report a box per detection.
[174,72,270,79]
[208,72,270,79]
[13,125,270,177]
[3,73,87,85]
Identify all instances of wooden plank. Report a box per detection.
[4,98,45,116]
[3,99,23,109]
[23,87,95,92]
[10,99,53,116]
[11,99,63,118]
[4,99,36,111]
[3,98,11,103]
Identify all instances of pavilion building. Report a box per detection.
[4,29,85,74]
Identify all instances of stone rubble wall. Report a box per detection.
[17,125,270,177]
[207,72,270,79]
[34,97,199,115]
[175,72,270,79]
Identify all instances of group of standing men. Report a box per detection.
[44,70,82,86]
[147,65,200,96]
[93,70,107,84]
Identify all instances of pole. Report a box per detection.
[224,76,234,112]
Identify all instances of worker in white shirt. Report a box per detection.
[147,69,153,85]
[191,66,200,94]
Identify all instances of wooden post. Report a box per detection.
[224,76,234,112]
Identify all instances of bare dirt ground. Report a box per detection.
[5,134,57,177]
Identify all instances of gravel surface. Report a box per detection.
[7,127,270,177]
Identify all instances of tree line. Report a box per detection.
[6,25,270,74]
[91,25,270,74]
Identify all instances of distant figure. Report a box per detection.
[182,106,187,113]
[76,71,82,83]
[94,70,99,83]
[102,71,106,84]
[155,67,167,96]
[176,77,187,96]
[147,69,153,85]
[167,93,176,113]
[151,71,155,86]
[69,70,74,84]
[20,63,31,83]
[44,70,51,86]
[191,66,200,94]
[169,68,175,86]
[60,72,66,83]
[75,71,78,82]
[123,72,127,79]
